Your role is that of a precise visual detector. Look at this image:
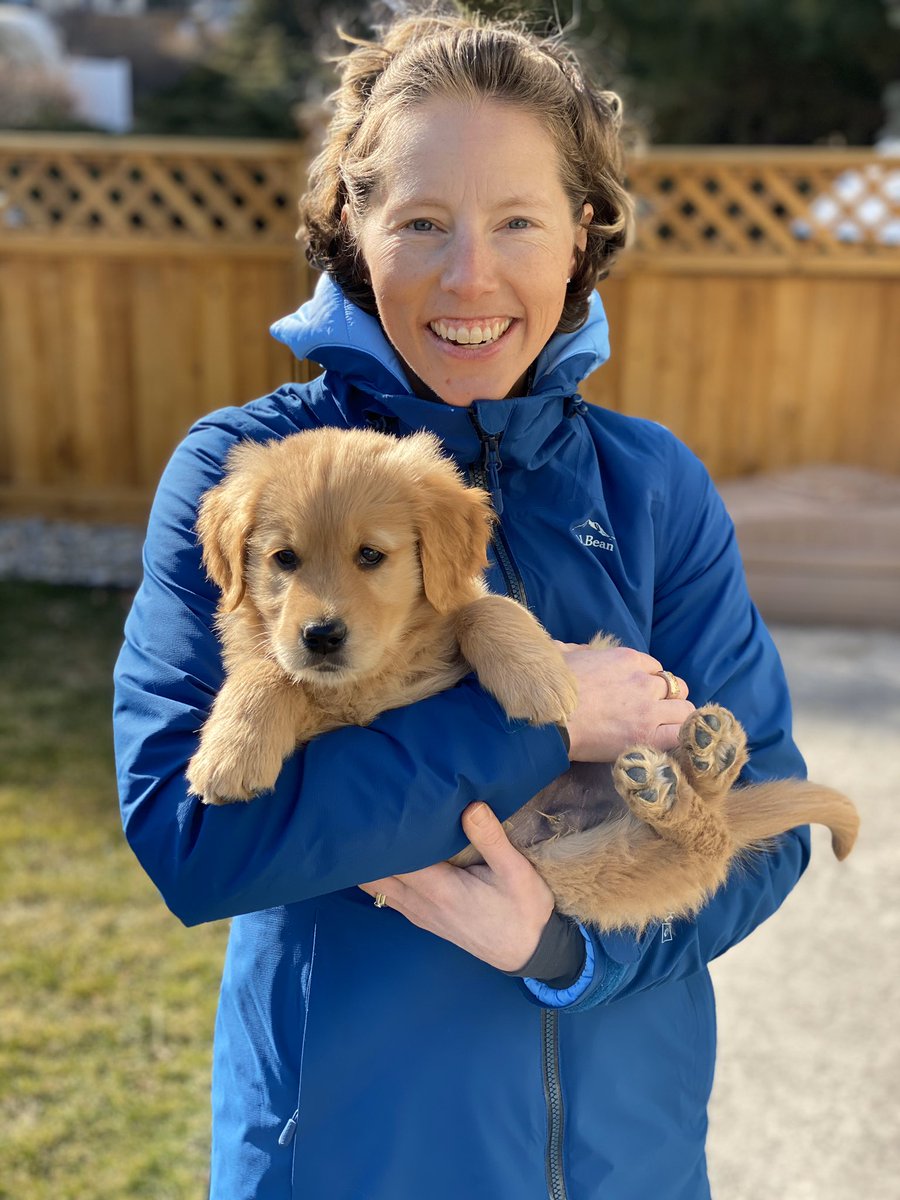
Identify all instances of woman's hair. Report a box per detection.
[299,6,632,333]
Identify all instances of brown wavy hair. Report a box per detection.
[299,7,632,334]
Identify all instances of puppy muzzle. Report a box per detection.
[299,619,349,672]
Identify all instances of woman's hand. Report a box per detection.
[359,803,554,973]
[555,642,695,762]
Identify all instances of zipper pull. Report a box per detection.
[278,1108,300,1147]
[482,435,504,515]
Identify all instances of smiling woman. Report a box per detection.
[114,7,818,1200]
[349,99,592,407]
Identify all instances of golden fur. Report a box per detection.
[187,427,859,932]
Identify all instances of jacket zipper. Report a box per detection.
[468,411,565,1198]
[542,1010,569,1200]
[466,415,528,607]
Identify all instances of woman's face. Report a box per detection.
[353,97,591,408]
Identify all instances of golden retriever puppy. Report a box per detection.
[187,427,858,933]
[186,427,577,805]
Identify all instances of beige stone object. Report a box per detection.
[720,466,900,629]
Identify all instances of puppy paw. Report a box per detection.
[613,746,682,818]
[487,652,578,726]
[678,705,747,796]
[186,736,283,805]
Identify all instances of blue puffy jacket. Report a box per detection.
[114,276,810,1200]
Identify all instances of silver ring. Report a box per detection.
[373,892,387,908]
[656,670,680,700]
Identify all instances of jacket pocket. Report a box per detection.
[279,910,320,1161]
[685,967,717,1104]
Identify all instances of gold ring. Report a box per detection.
[656,670,680,700]
[373,892,387,908]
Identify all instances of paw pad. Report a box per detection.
[613,748,681,814]
[680,705,747,791]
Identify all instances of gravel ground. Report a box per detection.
[708,625,900,1200]
[2,520,896,1197]
[0,519,145,589]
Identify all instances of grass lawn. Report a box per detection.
[0,583,229,1199]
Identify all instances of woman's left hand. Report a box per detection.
[359,803,554,973]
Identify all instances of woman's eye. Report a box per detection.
[273,549,298,569]
[408,219,435,232]
[507,218,530,229]
[358,547,385,567]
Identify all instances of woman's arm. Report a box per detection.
[546,440,811,1011]
[114,427,570,927]
[383,435,810,1010]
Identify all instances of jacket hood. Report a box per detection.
[270,272,610,402]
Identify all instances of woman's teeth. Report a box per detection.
[429,318,512,345]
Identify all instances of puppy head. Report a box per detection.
[196,427,493,684]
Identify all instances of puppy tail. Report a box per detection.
[726,780,859,860]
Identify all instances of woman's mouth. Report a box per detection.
[428,318,514,346]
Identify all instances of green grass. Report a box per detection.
[0,583,228,1199]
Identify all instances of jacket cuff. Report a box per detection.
[503,910,585,985]
[522,924,596,1007]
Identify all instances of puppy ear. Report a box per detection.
[195,441,268,612]
[402,433,494,614]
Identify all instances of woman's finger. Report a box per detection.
[358,875,407,910]
[649,722,691,753]
[459,803,523,877]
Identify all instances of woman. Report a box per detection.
[114,11,810,1199]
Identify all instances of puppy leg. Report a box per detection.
[612,746,732,861]
[187,659,315,804]
[454,595,577,726]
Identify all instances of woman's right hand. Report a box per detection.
[554,643,694,762]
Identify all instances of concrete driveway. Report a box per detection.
[707,625,900,1199]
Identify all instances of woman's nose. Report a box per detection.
[440,231,498,299]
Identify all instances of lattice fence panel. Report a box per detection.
[3,140,899,263]
[626,154,900,260]
[0,137,303,245]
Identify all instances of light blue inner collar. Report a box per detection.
[270,273,611,402]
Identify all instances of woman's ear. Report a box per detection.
[195,442,267,612]
[571,203,594,274]
[398,433,494,614]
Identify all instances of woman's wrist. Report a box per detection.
[503,910,586,987]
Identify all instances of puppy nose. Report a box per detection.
[302,620,348,655]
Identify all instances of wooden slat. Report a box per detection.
[196,257,238,416]
[0,482,151,523]
[865,282,900,473]
[130,258,198,487]
[617,253,900,277]
[0,257,43,484]
[691,277,742,473]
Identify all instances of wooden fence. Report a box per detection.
[0,136,898,522]
[586,148,900,478]
[0,134,309,521]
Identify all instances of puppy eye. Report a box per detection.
[273,549,298,569]
[358,546,385,567]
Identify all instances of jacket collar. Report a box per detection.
[270,273,610,471]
